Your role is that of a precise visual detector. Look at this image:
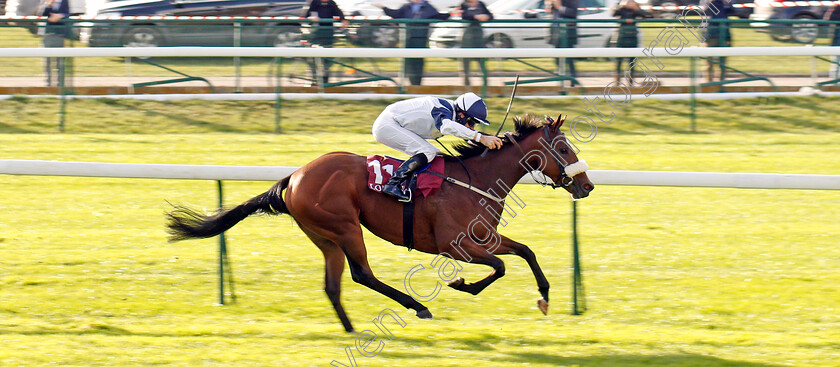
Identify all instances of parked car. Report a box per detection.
[337,0,479,48]
[336,0,469,17]
[634,0,698,19]
[79,0,307,47]
[633,0,752,19]
[430,0,636,49]
[731,0,755,19]
[749,0,832,43]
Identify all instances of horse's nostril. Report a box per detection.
[583,183,593,191]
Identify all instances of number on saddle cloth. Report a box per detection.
[365,155,445,198]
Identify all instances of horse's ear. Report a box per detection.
[556,114,566,128]
[544,115,555,125]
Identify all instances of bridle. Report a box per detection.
[504,127,589,190]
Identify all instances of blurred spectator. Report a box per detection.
[37,0,70,87]
[613,0,651,82]
[825,3,840,80]
[548,0,578,86]
[304,0,350,85]
[702,0,735,83]
[375,0,450,86]
[458,0,493,87]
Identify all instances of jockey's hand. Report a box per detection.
[479,134,503,149]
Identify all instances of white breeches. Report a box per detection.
[372,112,440,162]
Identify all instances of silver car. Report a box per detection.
[430,0,632,49]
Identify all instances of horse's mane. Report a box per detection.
[444,114,543,161]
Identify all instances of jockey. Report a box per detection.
[372,92,504,202]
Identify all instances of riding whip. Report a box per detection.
[481,74,519,157]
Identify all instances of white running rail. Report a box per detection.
[2,159,839,190]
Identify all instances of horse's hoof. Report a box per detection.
[537,297,549,315]
[447,277,465,289]
[416,309,433,319]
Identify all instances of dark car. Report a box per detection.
[749,0,832,43]
[634,0,752,19]
[634,0,700,18]
[79,0,307,47]
[731,0,755,19]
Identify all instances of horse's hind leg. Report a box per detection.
[301,227,355,333]
[339,231,433,319]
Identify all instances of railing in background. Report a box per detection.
[4,159,839,189]
[2,159,838,311]
[3,45,840,132]
[2,16,839,47]
[2,15,839,96]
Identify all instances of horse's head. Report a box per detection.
[509,114,594,199]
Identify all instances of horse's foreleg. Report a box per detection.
[444,242,506,296]
[341,235,433,320]
[496,235,551,315]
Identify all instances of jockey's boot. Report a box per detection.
[382,153,428,202]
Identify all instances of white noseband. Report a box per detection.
[564,159,589,177]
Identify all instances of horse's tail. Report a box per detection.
[166,176,291,242]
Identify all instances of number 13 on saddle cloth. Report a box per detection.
[366,155,445,198]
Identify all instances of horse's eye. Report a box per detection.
[559,148,569,154]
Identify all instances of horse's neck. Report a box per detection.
[457,144,529,198]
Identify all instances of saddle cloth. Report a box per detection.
[365,155,445,198]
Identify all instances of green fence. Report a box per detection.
[0,16,837,93]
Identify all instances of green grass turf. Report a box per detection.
[1,96,839,366]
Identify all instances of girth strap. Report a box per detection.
[403,200,415,251]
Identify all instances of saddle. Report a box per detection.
[366,155,445,251]
[365,155,444,200]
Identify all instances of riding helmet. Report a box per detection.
[454,92,490,125]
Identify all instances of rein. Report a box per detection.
[429,120,590,203]
[504,128,589,190]
[433,138,503,203]
[435,138,472,187]
[424,171,505,203]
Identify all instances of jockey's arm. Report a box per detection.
[430,99,502,149]
[439,118,479,140]
[440,119,503,149]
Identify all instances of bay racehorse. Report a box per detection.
[166,114,593,332]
